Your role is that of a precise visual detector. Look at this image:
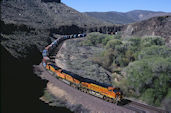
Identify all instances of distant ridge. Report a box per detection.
[85,10,171,24]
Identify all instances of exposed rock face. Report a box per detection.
[1,0,109,29]
[121,16,171,44]
[41,0,61,3]
[1,21,51,59]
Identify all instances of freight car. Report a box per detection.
[42,33,123,104]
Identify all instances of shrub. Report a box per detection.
[165,88,171,99]
[84,33,169,106]
[81,39,93,46]
[100,49,114,67]
[141,88,155,105]
[122,57,170,106]
[105,39,122,50]
[102,35,114,45]
[81,32,115,46]
[128,37,141,47]
[138,45,171,60]
[141,73,169,106]
[113,33,122,39]
[141,36,165,47]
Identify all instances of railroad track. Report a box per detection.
[118,98,169,113]
[42,34,169,113]
[129,101,168,113]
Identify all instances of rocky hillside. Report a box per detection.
[1,0,171,112]
[1,0,121,58]
[1,0,109,29]
[55,38,112,85]
[85,10,171,24]
[1,21,51,59]
[121,15,171,45]
[1,0,120,113]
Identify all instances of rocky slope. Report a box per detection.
[1,0,122,58]
[55,38,112,85]
[1,0,120,113]
[1,0,110,29]
[1,21,51,58]
[85,10,171,24]
[121,15,171,45]
[1,0,121,58]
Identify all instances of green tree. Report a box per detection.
[138,45,171,60]
[141,36,165,47]
[105,39,122,50]
[122,57,171,106]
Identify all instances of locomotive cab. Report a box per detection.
[113,88,122,101]
[108,87,122,101]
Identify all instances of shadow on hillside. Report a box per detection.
[1,45,72,113]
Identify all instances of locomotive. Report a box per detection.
[42,33,123,104]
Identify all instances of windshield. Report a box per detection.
[113,88,120,93]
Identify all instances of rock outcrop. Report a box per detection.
[121,16,171,44]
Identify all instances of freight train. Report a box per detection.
[42,33,123,104]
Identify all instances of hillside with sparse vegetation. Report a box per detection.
[80,32,171,108]
[1,0,171,112]
[1,0,110,29]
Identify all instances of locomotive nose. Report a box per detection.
[116,92,122,101]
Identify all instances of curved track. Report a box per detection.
[40,34,169,113]
[120,99,168,113]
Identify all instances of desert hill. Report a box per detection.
[1,0,110,29]
[85,10,171,24]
